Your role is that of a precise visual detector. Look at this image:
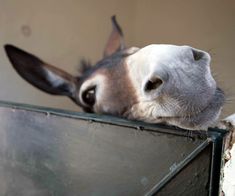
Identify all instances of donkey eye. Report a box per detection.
[82,86,96,106]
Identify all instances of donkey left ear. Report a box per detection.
[4,44,77,98]
[103,15,125,57]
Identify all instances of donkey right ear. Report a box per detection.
[4,44,77,98]
[103,15,125,57]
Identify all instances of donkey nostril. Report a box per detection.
[144,78,163,92]
[192,49,204,61]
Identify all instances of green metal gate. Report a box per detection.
[0,101,227,196]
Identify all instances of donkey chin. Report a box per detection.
[128,87,225,130]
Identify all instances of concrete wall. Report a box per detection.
[0,0,234,116]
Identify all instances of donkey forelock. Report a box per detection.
[4,16,225,130]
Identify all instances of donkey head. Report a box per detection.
[4,16,224,130]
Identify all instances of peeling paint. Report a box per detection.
[223,144,235,196]
[221,114,235,196]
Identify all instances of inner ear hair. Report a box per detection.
[4,44,77,97]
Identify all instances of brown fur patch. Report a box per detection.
[95,59,138,116]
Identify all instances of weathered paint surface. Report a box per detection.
[221,114,235,196]
[223,145,235,196]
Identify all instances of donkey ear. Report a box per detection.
[103,15,125,57]
[4,44,77,97]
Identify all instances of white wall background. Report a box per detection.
[0,0,234,117]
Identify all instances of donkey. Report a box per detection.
[4,16,225,130]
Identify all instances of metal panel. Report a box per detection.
[154,146,211,196]
[0,101,227,196]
